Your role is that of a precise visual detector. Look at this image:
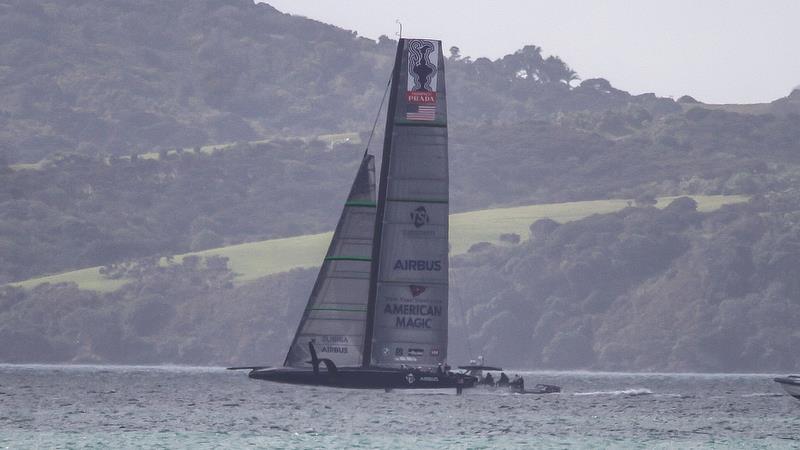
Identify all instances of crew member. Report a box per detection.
[510,375,525,393]
[498,372,509,387]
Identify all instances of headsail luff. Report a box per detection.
[284,154,376,368]
[364,39,449,368]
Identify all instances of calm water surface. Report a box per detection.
[1,365,797,448]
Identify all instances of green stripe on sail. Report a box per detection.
[345,200,377,207]
[324,256,372,261]
[387,198,449,204]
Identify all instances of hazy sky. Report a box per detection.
[263,0,799,104]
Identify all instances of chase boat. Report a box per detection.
[774,375,800,400]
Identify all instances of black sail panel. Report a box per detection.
[284,154,376,368]
[367,39,448,368]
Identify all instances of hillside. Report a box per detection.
[0,0,385,162]
[4,0,796,166]
[3,109,798,284]
[9,195,748,292]
[1,0,640,164]
[450,193,800,372]
[677,89,800,116]
[1,0,800,372]
[3,194,799,372]
[3,0,800,285]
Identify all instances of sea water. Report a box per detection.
[1,365,797,448]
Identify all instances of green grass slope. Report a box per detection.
[11,195,747,292]
[9,132,362,171]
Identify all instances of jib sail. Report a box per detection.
[284,154,376,368]
[365,38,449,368]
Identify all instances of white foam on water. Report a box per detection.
[573,388,653,396]
[740,392,784,398]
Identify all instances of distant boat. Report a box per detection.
[774,375,800,400]
[230,38,475,391]
[459,356,562,394]
[514,384,562,395]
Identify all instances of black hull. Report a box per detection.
[249,366,476,390]
[774,376,800,400]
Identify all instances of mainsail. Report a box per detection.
[284,154,376,368]
[365,39,449,368]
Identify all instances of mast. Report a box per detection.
[363,38,449,368]
[362,42,405,367]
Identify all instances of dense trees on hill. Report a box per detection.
[0,139,365,282]
[3,0,800,371]
[450,193,800,372]
[452,108,800,207]
[3,93,800,283]
[0,257,314,365]
[0,0,385,162]
[0,0,693,164]
[3,194,800,372]
[4,106,800,284]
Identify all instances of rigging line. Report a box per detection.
[449,259,475,360]
[363,71,393,158]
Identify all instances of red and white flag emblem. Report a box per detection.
[409,285,426,297]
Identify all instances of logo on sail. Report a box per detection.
[410,206,429,228]
[393,259,442,271]
[406,39,438,121]
[409,285,426,297]
[320,346,347,354]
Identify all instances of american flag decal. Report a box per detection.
[406,104,436,121]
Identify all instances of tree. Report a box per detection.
[449,46,461,60]
[499,233,521,244]
[634,193,657,207]
[530,218,559,240]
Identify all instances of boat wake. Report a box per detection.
[573,388,653,397]
[740,392,784,398]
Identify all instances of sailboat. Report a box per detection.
[232,38,476,390]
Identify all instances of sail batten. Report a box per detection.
[283,154,377,368]
[387,198,449,204]
[365,38,449,368]
[324,256,372,261]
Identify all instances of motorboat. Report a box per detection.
[774,375,800,400]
